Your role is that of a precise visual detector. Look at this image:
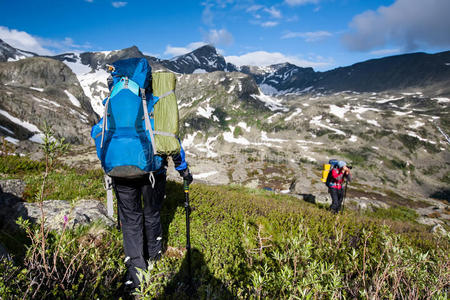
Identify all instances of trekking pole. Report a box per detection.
[342,180,348,213]
[183,180,192,285]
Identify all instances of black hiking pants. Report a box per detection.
[113,173,167,289]
[329,187,344,213]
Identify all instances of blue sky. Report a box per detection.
[1,0,449,71]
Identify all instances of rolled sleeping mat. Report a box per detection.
[321,164,331,182]
[152,72,181,154]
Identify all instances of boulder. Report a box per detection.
[0,179,26,228]
[0,179,26,197]
[12,199,114,231]
[431,224,448,236]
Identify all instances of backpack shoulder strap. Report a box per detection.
[140,88,157,155]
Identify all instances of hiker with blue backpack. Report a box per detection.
[325,160,351,213]
[91,57,193,292]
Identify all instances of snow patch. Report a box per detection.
[407,131,436,144]
[197,104,215,119]
[251,90,288,112]
[285,108,302,122]
[0,109,41,133]
[259,83,279,96]
[432,97,450,103]
[31,96,61,107]
[227,85,235,93]
[410,121,425,129]
[182,132,198,148]
[193,69,207,74]
[260,131,287,143]
[375,96,403,104]
[310,115,346,135]
[394,110,413,116]
[366,119,380,127]
[29,134,45,144]
[29,87,44,92]
[349,135,357,142]
[237,122,251,132]
[194,171,219,179]
[329,105,349,119]
[4,136,19,145]
[267,112,282,124]
[64,90,81,108]
[63,55,92,76]
[223,127,250,145]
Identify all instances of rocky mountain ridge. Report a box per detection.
[0,40,449,226]
[0,55,98,148]
[0,39,37,62]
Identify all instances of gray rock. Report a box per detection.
[12,199,114,231]
[0,179,25,228]
[417,216,443,227]
[431,224,448,236]
[0,179,26,197]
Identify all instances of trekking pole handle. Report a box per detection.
[184,179,190,193]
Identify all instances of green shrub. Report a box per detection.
[233,126,243,138]
[0,219,126,299]
[364,206,419,223]
[0,155,45,174]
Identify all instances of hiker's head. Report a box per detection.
[338,161,346,169]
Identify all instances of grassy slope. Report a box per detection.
[0,156,449,299]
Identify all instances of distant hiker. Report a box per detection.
[328,160,351,213]
[90,57,193,292]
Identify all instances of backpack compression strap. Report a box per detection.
[140,88,157,155]
[100,96,110,148]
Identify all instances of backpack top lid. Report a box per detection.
[109,57,151,90]
[329,159,339,168]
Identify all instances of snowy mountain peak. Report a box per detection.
[0,39,37,62]
[165,44,227,74]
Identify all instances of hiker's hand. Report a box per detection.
[179,168,193,186]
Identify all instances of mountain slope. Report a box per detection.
[0,57,98,147]
[0,40,448,216]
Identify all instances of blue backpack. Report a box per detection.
[91,58,163,178]
[325,159,339,188]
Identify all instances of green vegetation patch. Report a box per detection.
[0,156,448,299]
[364,206,419,223]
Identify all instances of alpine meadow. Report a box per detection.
[0,0,450,298]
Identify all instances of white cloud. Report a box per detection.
[0,26,91,55]
[39,37,91,53]
[206,29,234,46]
[343,0,450,51]
[202,4,214,26]
[369,48,400,56]
[246,5,263,12]
[225,51,331,69]
[0,26,53,55]
[285,0,320,6]
[164,42,207,57]
[261,22,279,28]
[264,6,282,19]
[112,1,127,8]
[282,31,332,42]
